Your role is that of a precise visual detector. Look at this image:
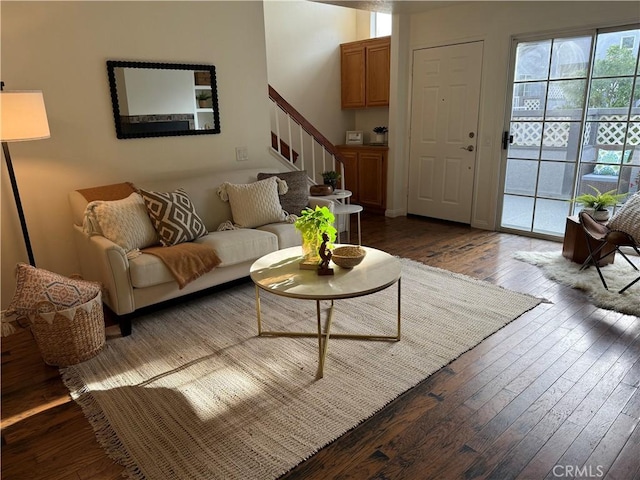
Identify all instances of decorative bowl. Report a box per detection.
[331,246,366,268]
[310,184,333,196]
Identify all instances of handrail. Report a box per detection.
[268,85,344,163]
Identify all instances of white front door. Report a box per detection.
[408,41,483,223]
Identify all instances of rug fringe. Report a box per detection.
[60,367,146,479]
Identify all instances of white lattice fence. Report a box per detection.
[512,119,571,147]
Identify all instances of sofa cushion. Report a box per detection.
[257,222,302,249]
[83,192,159,252]
[217,176,286,228]
[139,188,208,246]
[257,171,309,216]
[128,230,278,288]
[7,263,101,316]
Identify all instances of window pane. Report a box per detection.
[550,36,592,79]
[632,82,640,120]
[625,122,640,165]
[515,41,551,81]
[588,77,634,112]
[502,195,534,230]
[582,120,628,146]
[512,82,547,118]
[504,159,537,195]
[546,80,586,118]
[622,165,640,194]
[541,122,580,161]
[533,198,570,235]
[592,30,640,78]
[509,121,541,159]
[538,161,574,199]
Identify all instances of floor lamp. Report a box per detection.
[0,88,51,267]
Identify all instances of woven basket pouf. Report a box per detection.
[29,291,105,367]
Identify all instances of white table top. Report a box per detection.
[250,246,401,300]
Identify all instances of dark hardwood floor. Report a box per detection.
[2,214,639,480]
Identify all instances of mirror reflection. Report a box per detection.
[107,60,220,139]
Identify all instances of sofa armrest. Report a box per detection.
[308,196,335,213]
[72,225,135,315]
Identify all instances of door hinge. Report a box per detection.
[502,131,513,150]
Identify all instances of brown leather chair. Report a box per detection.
[578,211,640,293]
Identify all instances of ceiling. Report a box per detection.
[312,1,458,14]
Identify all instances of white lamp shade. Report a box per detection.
[1,91,50,142]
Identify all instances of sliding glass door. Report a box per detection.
[500,26,640,238]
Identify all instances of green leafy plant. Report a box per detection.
[294,206,337,254]
[373,126,388,134]
[196,91,212,101]
[569,185,628,211]
[321,170,341,181]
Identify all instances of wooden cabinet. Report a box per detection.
[340,36,390,109]
[336,145,388,213]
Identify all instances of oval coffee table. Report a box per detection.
[250,245,401,378]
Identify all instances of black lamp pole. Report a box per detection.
[2,141,36,266]
[1,81,36,266]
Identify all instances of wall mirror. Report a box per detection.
[107,60,220,139]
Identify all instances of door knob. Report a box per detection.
[460,145,474,152]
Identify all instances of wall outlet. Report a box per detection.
[236,146,249,162]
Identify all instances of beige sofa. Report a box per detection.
[69,167,332,335]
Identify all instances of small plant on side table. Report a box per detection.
[321,170,341,191]
[570,185,628,221]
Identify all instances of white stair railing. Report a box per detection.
[268,86,345,189]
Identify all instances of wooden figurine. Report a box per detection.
[317,233,334,276]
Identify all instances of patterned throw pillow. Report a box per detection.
[83,192,159,252]
[139,188,208,246]
[257,171,309,216]
[607,192,640,243]
[217,177,286,228]
[7,263,101,316]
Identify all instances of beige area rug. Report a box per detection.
[514,251,639,317]
[61,258,542,480]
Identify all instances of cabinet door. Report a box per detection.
[341,44,366,109]
[338,149,360,202]
[358,151,386,210]
[366,41,390,107]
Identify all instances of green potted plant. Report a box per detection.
[196,91,212,108]
[570,185,628,221]
[321,170,341,191]
[294,206,337,265]
[373,126,388,143]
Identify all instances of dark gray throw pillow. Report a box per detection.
[257,170,309,216]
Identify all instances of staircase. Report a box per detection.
[268,85,345,188]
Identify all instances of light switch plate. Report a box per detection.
[236,146,249,162]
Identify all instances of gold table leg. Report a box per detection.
[254,280,401,378]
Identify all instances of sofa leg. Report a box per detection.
[119,316,132,337]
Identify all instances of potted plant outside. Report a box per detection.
[321,171,341,191]
[196,91,212,108]
[570,185,628,221]
[373,126,388,144]
[294,206,337,265]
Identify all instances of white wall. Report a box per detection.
[1,1,275,308]
[387,1,639,228]
[124,69,194,115]
[263,0,358,146]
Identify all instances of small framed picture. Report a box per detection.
[346,130,363,145]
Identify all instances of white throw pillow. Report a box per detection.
[83,192,159,251]
[217,177,286,228]
[607,192,640,243]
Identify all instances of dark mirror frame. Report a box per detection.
[107,60,221,139]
